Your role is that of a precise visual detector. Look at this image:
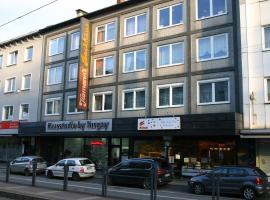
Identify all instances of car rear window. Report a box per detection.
[253,168,267,176]
[79,159,93,166]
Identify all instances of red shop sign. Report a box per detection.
[90,141,104,146]
[0,121,19,129]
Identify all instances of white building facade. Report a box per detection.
[240,0,270,175]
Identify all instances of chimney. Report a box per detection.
[117,0,127,4]
[76,9,87,17]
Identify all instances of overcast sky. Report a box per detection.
[0,0,116,43]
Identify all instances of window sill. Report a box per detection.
[94,74,113,78]
[68,79,78,83]
[157,63,184,68]
[44,114,60,116]
[196,12,228,21]
[2,119,13,122]
[70,48,79,52]
[197,101,230,106]
[19,119,29,121]
[123,68,147,74]
[21,88,30,91]
[4,91,15,94]
[197,55,229,63]
[262,48,270,52]
[48,52,64,57]
[96,39,115,45]
[67,112,84,115]
[122,108,145,111]
[92,110,112,113]
[157,22,184,30]
[157,105,184,109]
[6,64,17,67]
[47,83,62,86]
[24,59,32,63]
[124,31,146,38]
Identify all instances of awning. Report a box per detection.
[240,129,270,138]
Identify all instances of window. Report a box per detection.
[49,37,65,56]
[125,13,147,37]
[24,46,33,61]
[263,26,270,50]
[7,51,18,65]
[265,78,270,102]
[4,78,16,93]
[47,66,62,85]
[197,78,229,105]
[22,74,31,90]
[197,0,227,19]
[94,56,114,77]
[93,92,113,112]
[96,22,115,44]
[45,98,61,115]
[69,63,78,82]
[2,106,13,121]
[158,4,183,29]
[0,55,3,68]
[19,104,29,120]
[124,49,146,72]
[158,42,184,67]
[123,88,145,110]
[197,33,228,61]
[67,96,83,114]
[157,83,184,108]
[228,168,247,177]
[70,32,80,51]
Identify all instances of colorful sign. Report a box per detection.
[77,17,90,110]
[138,117,181,130]
[46,119,112,133]
[0,121,19,129]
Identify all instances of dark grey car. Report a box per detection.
[188,166,270,200]
[10,156,47,176]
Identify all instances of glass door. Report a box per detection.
[110,138,129,166]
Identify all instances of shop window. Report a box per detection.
[197,78,229,105]
[70,32,80,51]
[123,49,146,73]
[96,22,115,44]
[123,88,145,110]
[94,56,114,77]
[69,63,78,82]
[158,42,184,67]
[125,13,147,37]
[197,0,227,20]
[49,37,65,56]
[158,3,183,29]
[93,91,113,112]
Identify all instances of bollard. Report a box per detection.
[153,167,157,200]
[102,167,108,197]
[32,161,37,186]
[216,173,220,200]
[150,166,154,200]
[63,165,69,191]
[211,172,215,200]
[5,161,10,183]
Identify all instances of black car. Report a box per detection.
[108,158,173,189]
[188,166,270,200]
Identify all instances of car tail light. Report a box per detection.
[157,169,166,175]
[256,177,263,185]
[79,167,85,173]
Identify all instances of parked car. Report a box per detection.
[108,157,173,189]
[188,166,270,200]
[10,156,47,176]
[46,158,96,181]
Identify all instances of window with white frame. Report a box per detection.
[4,77,16,93]
[265,78,270,102]
[123,88,145,110]
[158,42,184,67]
[197,33,228,61]
[93,92,113,112]
[47,66,62,85]
[125,13,147,37]
[197,78,229,105]
[45,98,61,115]
[67,96,83,114]
[96,22,115,44]
[263,26,270,50]
[69,63,78,82]
[197,0,227,19]
[20,104,29,120]
[70,32,80,51]
[124,49,146,72]
[24,46,33,61]
[157,83,183,108]
[158,3,183,29]
[49,37,65,56]
[22,74,31,90]
[95,56,114,77]
[2,106,13,121]
[0,55,3,68]
[7,51,18,65]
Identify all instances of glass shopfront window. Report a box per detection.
[134,138,164,158]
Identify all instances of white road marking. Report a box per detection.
[5,186,27,189]
[37,191,60,195]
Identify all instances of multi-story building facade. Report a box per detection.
[240,0,270,175]
[0,32,44,161]
[17,0,250,173]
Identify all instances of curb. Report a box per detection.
[0,190,50,200]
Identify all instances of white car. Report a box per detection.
[46,158,96,181]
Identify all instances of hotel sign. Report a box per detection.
[46,119,112,133]
[138,117,181,130]
[77,17,90,110]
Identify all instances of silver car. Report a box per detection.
[10,156,47,176]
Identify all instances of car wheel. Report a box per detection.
[72,172,80,181]
[193,183,204,195]
[143,179,151,189]
[24,169,30,176]
[47,170,54,179]
[242,187,256,200]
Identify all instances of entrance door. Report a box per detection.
[110,138,129,166]
[111,147,121,166]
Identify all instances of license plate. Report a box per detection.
[165,173,170,177]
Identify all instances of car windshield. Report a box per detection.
[254,167,267,177]
[79,159,93,166]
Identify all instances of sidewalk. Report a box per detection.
[0,182,121,200]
